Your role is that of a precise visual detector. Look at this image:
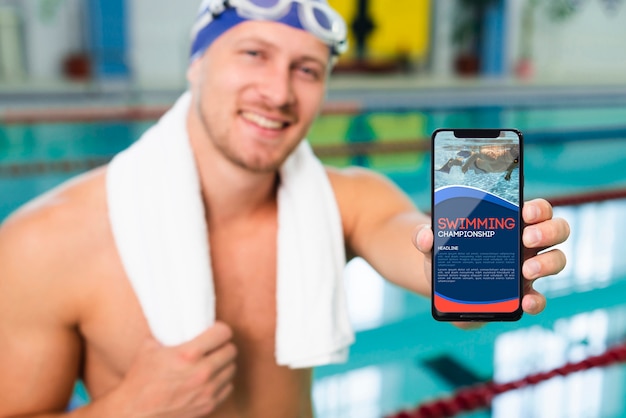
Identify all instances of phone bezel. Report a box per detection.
[430,128,524,322]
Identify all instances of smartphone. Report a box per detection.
[431,129,523,321]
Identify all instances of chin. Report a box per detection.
[235,153,287,173]
[248,143,300,171]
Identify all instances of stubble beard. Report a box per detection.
[196,94,302,174]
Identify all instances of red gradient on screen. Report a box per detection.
[434,295,519,313]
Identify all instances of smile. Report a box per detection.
[241,111,288,130]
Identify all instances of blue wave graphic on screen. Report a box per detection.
[435,185,518,209]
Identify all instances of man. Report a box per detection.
[0,0,569,417]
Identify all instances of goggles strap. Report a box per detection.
[191,0,345,60]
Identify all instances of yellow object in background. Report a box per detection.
[308,111,429,171]
[330,0,430,62]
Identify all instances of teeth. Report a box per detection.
[242,112,284,130]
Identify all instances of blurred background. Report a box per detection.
[1,0,626,92]
[2,0,626,417]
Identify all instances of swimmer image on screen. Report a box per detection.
[432,129,524,321]
[437,143,520,181]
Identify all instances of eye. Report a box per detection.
[295,64,323,81]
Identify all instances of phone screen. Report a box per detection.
[431,129,523,321]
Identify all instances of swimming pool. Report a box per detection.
[3,105,626,216]
[2,103,626,417]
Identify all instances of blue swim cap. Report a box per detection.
[189,0,347,62]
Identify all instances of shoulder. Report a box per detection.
[0,167,110,323]
[325,165,415,209]
[325,165,398,198]
[0,168,113,412]
[2,166,109,251]
[325,165,417,236]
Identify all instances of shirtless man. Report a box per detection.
[0,1,569,417]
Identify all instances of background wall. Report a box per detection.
[1,0,626,87]
[16,0,84,81]
[529,0,626,80]
[127,0,198,89]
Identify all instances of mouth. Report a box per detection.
[241,111,291,131]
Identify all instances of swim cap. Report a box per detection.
[189,0,348,62]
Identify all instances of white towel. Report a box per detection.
[106,92,354,368]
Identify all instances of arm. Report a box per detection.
[0,199,236,418]
[328,167,570,315]
[0,214,84,416]
[327,166,431,296]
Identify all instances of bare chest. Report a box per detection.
[81,218,280,398]
[210,220,278,344]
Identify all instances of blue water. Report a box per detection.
[433,134,521,205]
[2,106,626,417]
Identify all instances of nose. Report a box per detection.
[258,64,295,109]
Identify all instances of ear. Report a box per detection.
[187,58,202,85]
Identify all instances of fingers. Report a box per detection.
[523,198,553,224]
[212,378,234,409]
[194,347,237,404]
[522,249,567,280]
[203,353,237,395]
[452,321,486,330]
[182,328,237,412]
[521,284,547,315]
[179,321,234,361]
[523,217,570,251]
[523,198,570,252]
[119,322,238,417]
[520,200,569,316]
[199,339,237,381]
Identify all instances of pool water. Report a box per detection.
[2,105,626,417]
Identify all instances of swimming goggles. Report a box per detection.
[191,0,348,55]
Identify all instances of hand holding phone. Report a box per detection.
[431,129,523,321]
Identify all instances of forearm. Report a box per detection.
[3,392,122,418]
[357,210,432,297]
[328,167,432,296]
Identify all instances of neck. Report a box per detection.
[186,111,280,224]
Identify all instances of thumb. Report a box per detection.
[413,224,433,254]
